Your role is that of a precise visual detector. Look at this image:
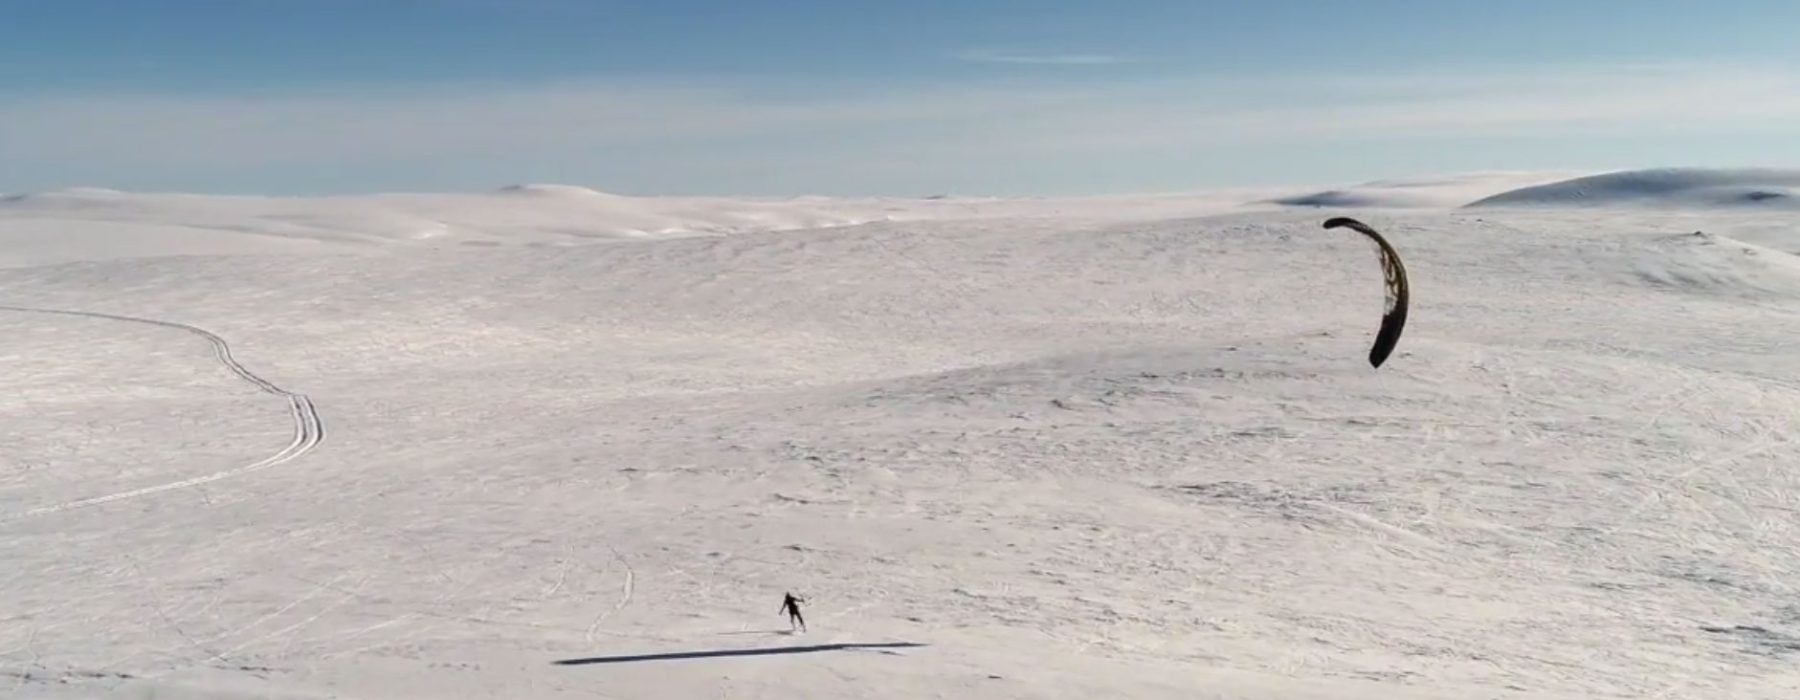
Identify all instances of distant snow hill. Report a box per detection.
[4,167,1796,271]
[0,171,1578,264]
[1464,168,1800,209]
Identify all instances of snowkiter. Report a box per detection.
[781,592,806,632]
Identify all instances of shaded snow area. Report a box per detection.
[3,172,1799,698]
[1266,171,1580,210]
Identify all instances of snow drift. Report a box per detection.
[1628,230,1800,300]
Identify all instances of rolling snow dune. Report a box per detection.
[1465,167,1800,209]
[0,172,1569,268]
[3,179,1800,699]
[0,185,1284,268]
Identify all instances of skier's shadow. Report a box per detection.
[552,642,925,666]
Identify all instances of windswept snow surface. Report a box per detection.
[3,175,1800,699]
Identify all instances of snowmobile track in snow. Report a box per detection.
[0,305,323,520]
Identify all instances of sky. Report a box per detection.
[3,0,1800,196]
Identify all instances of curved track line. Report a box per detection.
[0,305,323,520]
[584,548,636,644]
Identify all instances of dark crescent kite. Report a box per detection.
[1322,217,1409,368]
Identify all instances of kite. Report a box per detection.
[1322,217,1409,368]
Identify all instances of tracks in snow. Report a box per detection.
[584,547,636,645]
[0,305,323,520]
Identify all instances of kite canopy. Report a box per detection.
[1322,217,1410,368]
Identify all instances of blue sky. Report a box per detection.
[3,0,1799,196]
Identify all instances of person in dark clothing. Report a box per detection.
[780,592,806,632]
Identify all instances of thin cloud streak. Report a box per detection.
[951,49,1140,65]
[958,65,1800,155]
[2,62,1796,192]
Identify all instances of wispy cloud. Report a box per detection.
[2,61,1797,194]
[0,81,1078,169]
[986,62,1800,154]
[950,49,1139,66]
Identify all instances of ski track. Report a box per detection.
[584,548,636,645]
[0,305,324,520]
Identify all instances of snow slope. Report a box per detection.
[3,176,1799,699]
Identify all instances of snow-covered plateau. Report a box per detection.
[3,168,1798,699]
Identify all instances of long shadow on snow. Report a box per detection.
[553,642,925,666]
